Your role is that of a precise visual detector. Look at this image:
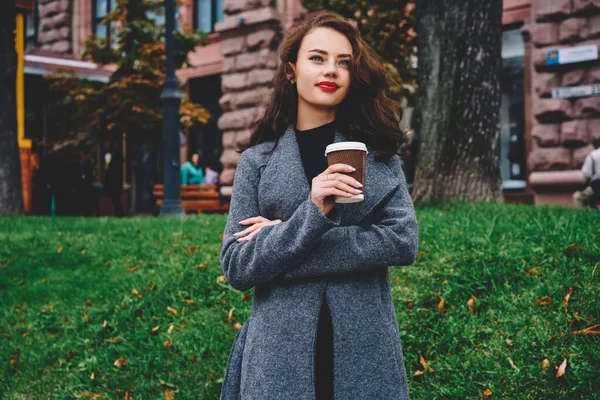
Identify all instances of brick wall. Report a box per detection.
[37,0,72,54]
[215,0,283,187]
[528,0,600,173]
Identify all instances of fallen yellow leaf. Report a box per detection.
[563,287,574,313]
[197,263,206,270]
[57,247,63,254]
[542,358,550,371]
[184,299,196,305]
[467,295,476,314]
[127,265,139,273]
[413,369,424,376]
[164,388,175,400]
[216,275,226,284]
[482,388,492,398]
[536,296,552,306]
[152,326,160,334]
[437,298,445,312]
[167,306,178,316]
[164,339,173,347]
[168,324,174,335]
[81,392,102,399]
[106,338,121,344]
[233,322,242,330]
[419,354,435,373]
[132,289,142,299]
[556,358,567,378]
[569,324,600,336]
[228,307,236,323]
[113,357,126,368]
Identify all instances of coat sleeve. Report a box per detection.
[181,163,188,185]
[280,165,418,280]
[220,149,341,291]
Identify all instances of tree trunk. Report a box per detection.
[412,0,503,203]
[0,0,24,215]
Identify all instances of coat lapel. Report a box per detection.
[258,124,400,224]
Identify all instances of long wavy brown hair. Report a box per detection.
[241,12,405,162]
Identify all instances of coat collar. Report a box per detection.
[259,124,399,224]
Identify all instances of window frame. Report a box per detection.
[23,4,39,49]
[92,0,117,39]
[193,0,224,34]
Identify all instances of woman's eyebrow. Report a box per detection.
[308,49,352,58]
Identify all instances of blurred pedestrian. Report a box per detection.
[573,146,600,209]
[104,150,125,217]
[204,162,219,185]
[180,153,204,185]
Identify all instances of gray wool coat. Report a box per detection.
[219,124,419,400]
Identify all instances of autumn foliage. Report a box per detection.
[45,0,210,142]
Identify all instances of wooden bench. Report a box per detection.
[153,184,230,214]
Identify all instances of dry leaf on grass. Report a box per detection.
[168,324,174,335]
[523,267,539,276]
[569,324,600,335]
[184,299,196,305]
[233,322,242,330]
[216,275,227,284]
[86,299,92,307]
[228,307,236,323]
[164,388,175,400]
[132,289,142,299]
[152,326,160,334]
[127,265,139,273]
[81,392,102,399]
[144,283,157,291]
[413,370,424,376]
[83,311,89,323]
[197,263,207,270]
[437,298,445,312]
[556,358,567,378]
[467,295,476,313]
[57,247,63,254]
[482,388,492,398]
[563,287,574,312]
[407,299,414,310]
[164,339,173,348]
[542,358,550,371]
[106,338,121,344]
[113,357,126,368]
[90,371,96,380]
[419,354,435,373]
[536,296,552,306]
[167,306,178,316]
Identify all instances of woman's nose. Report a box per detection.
[323,61,338,77]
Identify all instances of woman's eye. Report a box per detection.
[309,55,324,62]
[339,60,350,67]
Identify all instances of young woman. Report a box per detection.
[220,12,418,400]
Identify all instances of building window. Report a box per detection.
[194,0,224,34]
[92,0,117,39]
[500,26,527,191]
[24,4,39,49]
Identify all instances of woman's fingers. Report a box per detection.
[240,216,266,225]
[320,179,362,195]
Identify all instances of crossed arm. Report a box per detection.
[220,151,418,292]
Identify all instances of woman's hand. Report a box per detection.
[235,216,282,242]
[311,163,363,217]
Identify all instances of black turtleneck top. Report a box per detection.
[294,120,337,187]
[294,120,336,398]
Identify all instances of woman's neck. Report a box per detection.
[295,102,336,131]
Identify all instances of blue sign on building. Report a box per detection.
[546,50,559,65]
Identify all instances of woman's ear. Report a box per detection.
[286,62,296,82]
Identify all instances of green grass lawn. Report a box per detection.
[1,203,599,399]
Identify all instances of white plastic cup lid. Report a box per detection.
[325,141,368,156]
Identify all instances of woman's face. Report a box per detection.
[288,27,353,112]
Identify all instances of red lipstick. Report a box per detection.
[317,81,339,92]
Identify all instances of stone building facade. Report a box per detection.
[18,0,600,212]
[526,0,600,205]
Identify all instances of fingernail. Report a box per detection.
[356,181,363,187]
[354,189,362,194]
[348,166,356,171]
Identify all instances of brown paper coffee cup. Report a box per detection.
[325,142,367,203]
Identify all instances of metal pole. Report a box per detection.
[160,0,185,217]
